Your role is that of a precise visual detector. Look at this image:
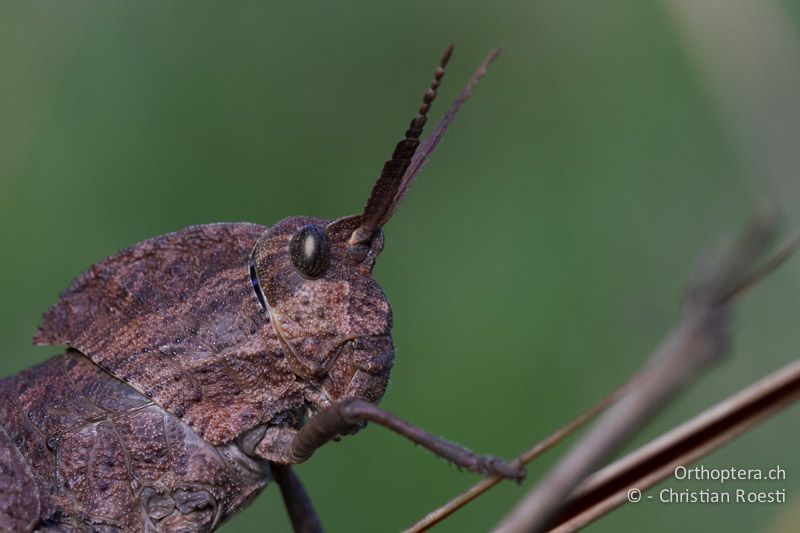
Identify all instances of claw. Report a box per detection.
[483,456,526,481]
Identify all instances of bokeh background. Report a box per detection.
[2,2,800,532]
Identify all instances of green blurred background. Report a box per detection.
[2,2,800,532]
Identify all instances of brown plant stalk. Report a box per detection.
[407,220,800,532]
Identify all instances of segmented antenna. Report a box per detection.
[349,44,454,247]
[349,46,501,248]
[383,48,501,223]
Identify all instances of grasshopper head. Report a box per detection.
[250,44,498,410]
[250,214,394,405]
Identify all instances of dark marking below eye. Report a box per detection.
[248,254,267,312]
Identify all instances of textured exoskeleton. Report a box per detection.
[34,219,393,456]
[0,46,520,532]
[2,218,389,530]
[0,351,270,531]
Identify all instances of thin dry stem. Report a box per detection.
[550,357,800,531]
[494,217,793,532]
[407,217,800,532]
[404,374,636,532]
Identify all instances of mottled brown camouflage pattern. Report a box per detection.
[0,351,270,531]
[252,215,393,402]
[34,219,395,449]
[11,218,395,530]
[35,223,300,445]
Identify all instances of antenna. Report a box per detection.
[349,45,501,247]
[349,44,455,247]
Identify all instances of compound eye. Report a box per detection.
[289,224,331,279]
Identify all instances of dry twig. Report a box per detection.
[550,357,800,531]
[406,219,800,532]
[495,216,794,532]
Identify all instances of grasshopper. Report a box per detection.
[0,45,522,532]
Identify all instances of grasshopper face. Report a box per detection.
[251,214,394,408]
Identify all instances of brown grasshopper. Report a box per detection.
[0,45,523,532]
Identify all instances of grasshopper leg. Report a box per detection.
[288,399,525,480]
[272,464,324,533]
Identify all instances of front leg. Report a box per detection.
[255,399,525,480]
